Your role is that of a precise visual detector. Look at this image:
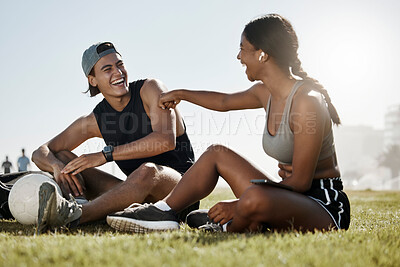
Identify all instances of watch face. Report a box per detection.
[104,146,113,153]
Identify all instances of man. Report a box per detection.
[17,149,30,172]
[1,156,12,174]
[32,42,197,233]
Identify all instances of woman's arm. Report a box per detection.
[279,91,329,192]
[159,82,267,111]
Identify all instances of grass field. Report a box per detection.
[1,189,399,267]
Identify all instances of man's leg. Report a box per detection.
[55,151,121,200]
[80,162,181,224]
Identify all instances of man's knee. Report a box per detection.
[126,162,160,185]
[54,150,77,164]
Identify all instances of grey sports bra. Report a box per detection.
[262,81,335,164]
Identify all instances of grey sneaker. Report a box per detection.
[36,182,82,234]
[107,203,179,233]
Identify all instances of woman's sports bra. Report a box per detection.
[262,81,335,164]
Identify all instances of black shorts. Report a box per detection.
[304,178,350,230]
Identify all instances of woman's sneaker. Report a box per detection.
[185,209,211,228]
[186,209,222,232]
[37,182,82,234]
[107,203,179,233]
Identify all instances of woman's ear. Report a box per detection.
[88,75,97,87]
[258,51,269,62]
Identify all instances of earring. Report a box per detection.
[259,52,265,62]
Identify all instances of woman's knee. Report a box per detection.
[203,144,231,159]
[236,186,273,218]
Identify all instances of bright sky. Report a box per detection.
[1,0,399,178]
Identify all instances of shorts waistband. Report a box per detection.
[310,177,343,191]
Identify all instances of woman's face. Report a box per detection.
[237,33,262,82]
[89,53,129,98]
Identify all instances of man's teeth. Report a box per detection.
[111,78,124,85]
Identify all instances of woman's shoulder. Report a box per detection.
[292,84,327,115]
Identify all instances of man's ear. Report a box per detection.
[88,75,97,87]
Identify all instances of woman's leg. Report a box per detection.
[165,144,272,211]
[228,185,335,232]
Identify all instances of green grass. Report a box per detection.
[1,189,400,267]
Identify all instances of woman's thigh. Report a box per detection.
[237,185,335,232]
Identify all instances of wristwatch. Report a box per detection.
[102,145,114,162]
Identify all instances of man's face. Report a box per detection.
[89,53,129,98]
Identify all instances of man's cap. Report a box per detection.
[82,42,119,77]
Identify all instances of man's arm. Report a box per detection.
[112,78,177,159]
[62,79,177,175]
[32,113,100,196]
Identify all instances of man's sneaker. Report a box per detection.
[0,181,13,219]
[107,203,179,233]
[37,182,82,234]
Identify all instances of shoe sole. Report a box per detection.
[106,216,179,233]
[36,182,56,234]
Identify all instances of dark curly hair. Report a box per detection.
[243,14,341,125]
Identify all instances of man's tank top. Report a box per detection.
[262,81,335,164]
[93,79,194,175]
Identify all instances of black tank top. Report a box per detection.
[93,79,194,176]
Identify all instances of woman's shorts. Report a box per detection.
[304,178,350,230]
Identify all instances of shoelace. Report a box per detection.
[56,194,81,222]
[125,202,145,210]
[199,221,222,232]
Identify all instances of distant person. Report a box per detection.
[1,156,12,174]
[106,14,351,233]
[17,149,30,172]
[32,42,197,233]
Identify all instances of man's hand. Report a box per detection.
[278,163,292,179]
[52,163,85,197]
[61,152,106,177]
[208,199,238,225]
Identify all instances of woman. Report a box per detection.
[106,14,350,233]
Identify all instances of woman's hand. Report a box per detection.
[208,199,238,225]
[61,152,106,177]
[159,90,181,109]
[278,163,292,179]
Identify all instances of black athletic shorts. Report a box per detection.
[304,178,351,230]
